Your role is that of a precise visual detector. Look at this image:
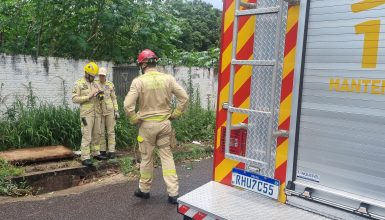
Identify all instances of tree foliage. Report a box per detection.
[167,0,222,52]
[0,0,221,64]
[160,48,220,68]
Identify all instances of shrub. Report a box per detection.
[0,98,214,151]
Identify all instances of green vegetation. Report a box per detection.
[0,159,31,196]
[160,48,220,68]
[0,159,24,177]
[172,68,216,142]
[0,0,221,65]
[172,102,215,143]
[118,156,138,176]
[168,1,222,52]
[0,77,215,151]
[0,101,82,150]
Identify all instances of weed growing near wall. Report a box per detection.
[172,68,215,142]
[0,87,215,151]
[0,101,82,150]
[0,159,31,196]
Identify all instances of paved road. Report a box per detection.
[0,158,213,220]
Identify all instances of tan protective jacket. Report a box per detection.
[96,80,118,116]
[124,68,189,123]
[72,77,102,117]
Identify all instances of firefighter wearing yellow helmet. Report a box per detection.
[72,61,107,166]
[124,49,189,204]
[96,67,119,159]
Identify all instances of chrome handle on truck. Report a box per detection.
[273,130,289,138]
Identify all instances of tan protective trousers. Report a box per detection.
[138,120,179,197]
[100,113,116,153]
[80,115,101,160]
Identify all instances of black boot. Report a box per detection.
[107,152,116,159]
[93,154,108,161]
[82,159,93,167]
[100,151,107,157]
[134,189,150,199]
[168,195,179,204]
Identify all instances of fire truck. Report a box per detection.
[177,0,385,219]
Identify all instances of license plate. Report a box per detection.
[232,168,280,199]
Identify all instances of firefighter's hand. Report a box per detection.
[88,90,98,99]
[114,111,120,120]
[169,112,179,120]
[169,114,176,120]
[170,109,182,120]
[129,114,140,125]
[130,118,142,126]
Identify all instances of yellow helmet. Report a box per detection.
[84,62,99,76]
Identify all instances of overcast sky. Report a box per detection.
[202,0,223,10]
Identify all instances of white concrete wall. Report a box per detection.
[0,54,113,111]
[0,54,218,113]
[160,66,218,110]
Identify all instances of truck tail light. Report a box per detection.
[220,126,247,156]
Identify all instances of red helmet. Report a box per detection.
[137,49,158,64]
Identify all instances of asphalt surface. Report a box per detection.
[0,158,213,220]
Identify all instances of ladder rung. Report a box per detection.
[225,153,268,167]
[240,2,257,9]
[235,6,280,16]
[232,59,275,66]
[229,123,248,130]
[228,106,271,115]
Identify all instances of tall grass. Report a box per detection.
[0,79,215,151]
[1,101,81,149]
[172,94,215,142]
[0,99,138,151]
[0,102,79,150]
[172,68,215,142]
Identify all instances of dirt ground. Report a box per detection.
[0,143,213,204]
[0,173,134,205]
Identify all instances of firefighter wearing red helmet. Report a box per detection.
[124,49,189,204]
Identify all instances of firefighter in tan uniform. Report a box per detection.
[97,67,119,159]
[124,49,188,204]
[72,62,108,166]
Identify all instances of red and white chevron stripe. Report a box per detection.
[178,204,216,220]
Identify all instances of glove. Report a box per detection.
[170,109,183,120]
[114,111,120,120]
[128,113,140,125]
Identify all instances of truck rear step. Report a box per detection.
[178,181,328,220]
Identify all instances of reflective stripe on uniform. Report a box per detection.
[140,172,152,179]
[108,139,116,145]
[137,136,144,143]
[92,144,100,151]
[143,115,169,122]
[162,169,177,176]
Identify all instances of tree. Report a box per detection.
[0,0,221,63]
[168,0,222,51]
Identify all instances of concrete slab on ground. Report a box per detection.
[0,145,74,164]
